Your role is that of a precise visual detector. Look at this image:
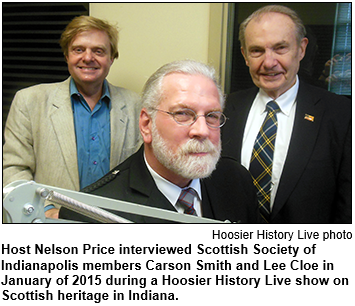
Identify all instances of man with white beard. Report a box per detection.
[59,60,260,223]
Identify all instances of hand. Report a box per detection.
[45,208,59,219]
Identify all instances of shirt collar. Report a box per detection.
[258,75,299,117]
[70,78,111,104]
[143,153,202,208]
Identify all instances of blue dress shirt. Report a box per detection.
[70,79,111,189]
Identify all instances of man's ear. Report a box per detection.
[241,47,249,67]
[298,37,309,61]
[139,108,153,144]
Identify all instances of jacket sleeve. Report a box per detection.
[3,90,35,187]
[333,118,352,223]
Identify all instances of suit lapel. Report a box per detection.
[129,148,176,212]
[109,84,130,168]
[49,78,79,190]
[48,80,130,189]
[201,182,214,219]
[271,82,325,218]
[223,88,257,162]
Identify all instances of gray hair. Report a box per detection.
[141,60,225,116]
[239,5,306,51]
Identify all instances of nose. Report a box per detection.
[263,49,278,69]
[83,49,94,62]
[189,116,211,139]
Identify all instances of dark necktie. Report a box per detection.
[177,188,197,216]
[249,100,280,222]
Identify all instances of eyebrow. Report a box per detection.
[71,44,108,50]
[274,40,289,47]
[248,44,263,50]
[248,40,289,50]
[170,104,222,113]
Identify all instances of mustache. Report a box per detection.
[179,138,220,155]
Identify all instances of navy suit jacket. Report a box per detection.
[221,80,351,224]
[60,146,260,223]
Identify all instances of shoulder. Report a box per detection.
[226,87,258,103]
[108,83,141,116]
[11,79,70,109]
[81,146,146,194]
[299,81,351,109]
[203,156,253,190]
[81,151,137,194]
[108,83,140,102]
[212,156,251,181]
[202,156,260,223]
[224,87,258,113]
[299,82,351,130]
[16,78,69,95]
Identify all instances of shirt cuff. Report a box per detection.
[44,204,56,212]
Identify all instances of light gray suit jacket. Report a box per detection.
[3,77,142,191]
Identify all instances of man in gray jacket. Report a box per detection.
[3,16,142,216]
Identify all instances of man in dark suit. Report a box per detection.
[60,60,260,223]
[222,5,351,223]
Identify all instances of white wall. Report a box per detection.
[90,3,225,94]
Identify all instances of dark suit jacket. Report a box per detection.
[221,80,351,224]
[60,146,260,223]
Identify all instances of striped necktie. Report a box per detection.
[249,100,280,222]
[177,188,197,216]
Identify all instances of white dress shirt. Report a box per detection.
[144,154,202,216]
[241,76,299,209]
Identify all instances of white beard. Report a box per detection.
[151,123,221,180]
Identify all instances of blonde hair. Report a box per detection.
[60,15,119,60]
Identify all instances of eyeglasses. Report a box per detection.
[152,108,227,128]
